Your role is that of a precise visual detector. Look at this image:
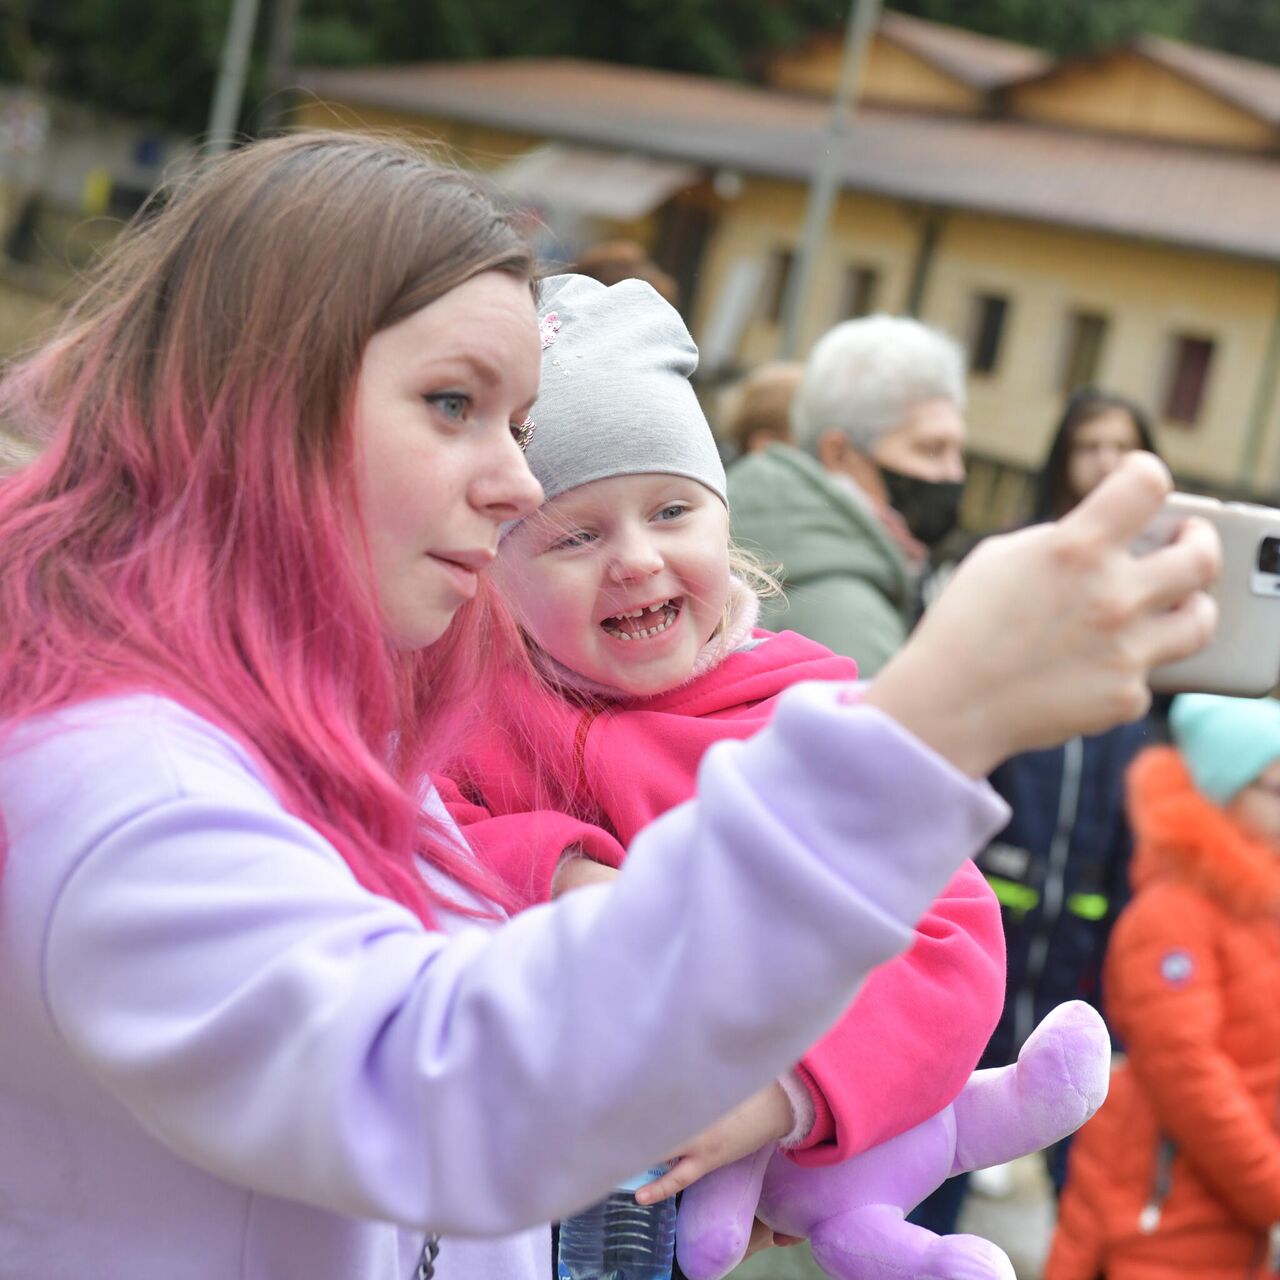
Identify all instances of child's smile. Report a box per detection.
[600,597,682,642]
[497,474,731,698]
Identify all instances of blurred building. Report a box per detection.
[0,89,191,369]
[294,13,1280,507]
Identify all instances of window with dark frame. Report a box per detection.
[1162,334,1216,426]
[763,248,795,325]
[840,264,880,321]
[968,292,1010,376]
[1061,311,1109,395]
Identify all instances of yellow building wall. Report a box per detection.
[1007,50,1275,150]
[919,213,1279,489]
[768,33,983,114]
[692,177,919,369]
[696,181,1280,493]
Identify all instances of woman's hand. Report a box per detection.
[866,452,1219,777]
[633,1081,793,1205]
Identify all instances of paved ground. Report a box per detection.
[958,1156,1057,1279]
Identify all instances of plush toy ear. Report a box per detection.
[675,1142,775,1280]
[951,999,1110,1175]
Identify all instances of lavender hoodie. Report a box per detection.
[0,686,1006,1279]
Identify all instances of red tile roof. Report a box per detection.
[878,11,1050,90]
[296,57,1280,263]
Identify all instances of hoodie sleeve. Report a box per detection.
[30,685,1008,1236]
[789,857,1006,1163]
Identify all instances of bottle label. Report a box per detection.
[614,1163,672,1193]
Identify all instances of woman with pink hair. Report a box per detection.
[0,131,1217,1280]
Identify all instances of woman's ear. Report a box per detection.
[817,429,884,502]
[815,428,848,474]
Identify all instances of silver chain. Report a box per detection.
[415,1233,440,1279]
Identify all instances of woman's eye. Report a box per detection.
[424,392,470,422]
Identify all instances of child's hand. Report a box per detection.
[550,853,621,897]
[866,452,1219,777]
[633,1081,793,1205]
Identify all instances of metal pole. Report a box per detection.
[258,0,302,135]
[777,0,882,358]
[1242,272,1280,491]
[206,0,263,154]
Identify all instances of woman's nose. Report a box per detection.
[474,430,544,523]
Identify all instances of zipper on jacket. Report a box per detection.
[1138,1136,1176,1234]
[1014,735,1084,1051]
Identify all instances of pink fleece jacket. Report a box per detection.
[443,629,1005,1165]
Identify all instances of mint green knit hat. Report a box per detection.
[1169,694,1280,803]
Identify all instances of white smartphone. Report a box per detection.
[1133,492,1280,697]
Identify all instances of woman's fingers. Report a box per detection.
[1131,515,1221,616]
[1061,451,1172,551]
[1130,590,1220,674]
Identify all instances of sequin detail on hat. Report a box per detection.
[513,416,536,451]
[539,312,561,350]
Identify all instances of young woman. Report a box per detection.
[0,133,1217,1280]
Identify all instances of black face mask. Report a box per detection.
[879,464,964,549]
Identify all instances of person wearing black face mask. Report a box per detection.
[727,314,967,677]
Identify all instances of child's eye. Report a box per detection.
[550,529,595,551]
[424,391,470,422]
[655,504,689,522]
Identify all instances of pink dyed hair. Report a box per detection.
[0,131,536,921]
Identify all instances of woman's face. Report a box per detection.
[1065,409,1143,506]
[353,270,544,650]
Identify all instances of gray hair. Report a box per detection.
[791,314,967,456]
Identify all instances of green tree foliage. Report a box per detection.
[4,0,1280,137]
[884,0,1195,55]
[4,0,263,133]
[1189,0,1280,67]
[292,0,850,78]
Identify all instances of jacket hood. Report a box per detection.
[727,445,912,605]
[1127,746,1280,917]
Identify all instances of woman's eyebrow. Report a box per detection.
[418,350,503,387]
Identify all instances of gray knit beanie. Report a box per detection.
[516,273,726,511]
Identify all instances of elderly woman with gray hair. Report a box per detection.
[727,314,968,675]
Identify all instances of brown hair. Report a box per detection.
[0,129,537,923]
[572,239,677,304]
[718,361,804,456]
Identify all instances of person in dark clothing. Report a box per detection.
[911,386,1159,1233]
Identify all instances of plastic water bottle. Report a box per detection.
[557,1164,677,1280]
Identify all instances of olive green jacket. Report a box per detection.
[727,444,915,676]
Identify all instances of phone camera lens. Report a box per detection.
[1259,536,1280,576]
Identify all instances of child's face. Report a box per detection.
[1227,759,1280,849]
[496,473,732,697]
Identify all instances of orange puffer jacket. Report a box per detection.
[1046,747,1280,1280]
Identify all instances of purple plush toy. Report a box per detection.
[676,1000,1110,1280]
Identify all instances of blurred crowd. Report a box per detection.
[577,239,1280,1280]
